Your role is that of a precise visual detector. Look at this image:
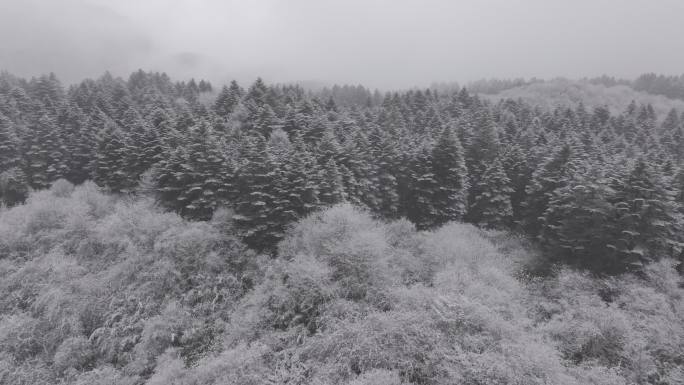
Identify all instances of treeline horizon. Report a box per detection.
[1,70,684,274]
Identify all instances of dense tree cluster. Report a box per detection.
[1,70,684,272]
[1,190,682,384]
[634,73,684,100]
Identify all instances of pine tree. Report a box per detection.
[0,114,23,173]
[30,73,65,113]
[522,144,574,236]
[123,110,163,182]
[540,166,616,271]
[501,144,534,224]
[277,140,321,219]
[368,125,400,218]
[214,80,243,117]
[93,119,132,192]
[465,109,501,219]
[233,135,280,251]
[318,158,346,205]
[57,103,94,184]
[432,126,469,226]
[607,158,682,272]
[179,123,233,220]
[406,143,439,230]
[22,114,69,189]
[0,115,28,205]
[154,122,233,220]
[470,157,513,229]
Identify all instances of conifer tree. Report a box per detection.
[522,144,574,236]
[607,158,682,271]
[276,139,321,219]
[469,157,513,229]
[93,119,131,192]
[501,144,534,223]
[154,122,233,220]
[0,115,23,173]
[465,109,501,217]
[368,125,400,218]
[57,103,94,184]
[406,143,439,229]
[0,115,28,205]
[233,135,280,251]
[214,80,243,117]
[318,158,346,205]
[432,126,469,226]
[22,114,69,189]
[540,166,616,271]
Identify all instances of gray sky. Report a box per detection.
[1,0,683,89]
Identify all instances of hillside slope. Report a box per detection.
[0,182,683,384]
[482,79,684,117]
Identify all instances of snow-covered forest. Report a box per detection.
[0,70,683,384]
[2,71,684,272]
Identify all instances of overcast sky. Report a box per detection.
[1,0,683,89]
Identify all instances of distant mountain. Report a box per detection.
[480,79,684,118]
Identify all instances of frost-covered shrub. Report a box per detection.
[0,313,42,361]
[302,310,444,383]
[127,302,192,375]
[279,204,394,303]
[232,254,337,341]
[533,261,684,383]
[146,344,271,385]
[347,369,403,385]
[49,179,74,198]
[1,194,682,384]
[71,181,113,220]
[68,366,138,385]
[53,336,93,374]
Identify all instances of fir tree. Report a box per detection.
[0,114,23,173]
[93,119,131,192]
[432,126,469,226]
[470,157,513,229]
[607,158,682,272]
[318,158,346,205]
[154,122,233,220]
[522,144,574,236]
[22,114,69,189]
[214,80,243,117]
[233,135,280,251]
[0,115,28,205]
[368,125,400,218]
[406,143,439,230]
[540,167,617,271]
